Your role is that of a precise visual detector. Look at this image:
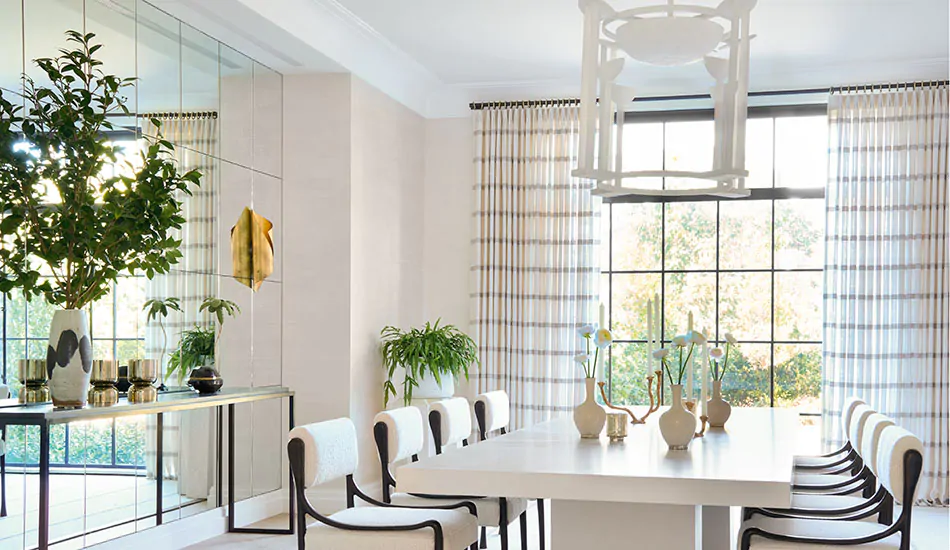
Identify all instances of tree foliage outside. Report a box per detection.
[603,117,826,414]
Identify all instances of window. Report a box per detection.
[1,140,148,468]
[602,109,826,415]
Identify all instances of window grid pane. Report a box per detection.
[604,113,826,408]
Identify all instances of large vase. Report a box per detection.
[573,378,606,439]
[46,309,93,408]
[706,380,732,428]
[659,384,695,450]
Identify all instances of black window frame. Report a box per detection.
[602,104,827,414]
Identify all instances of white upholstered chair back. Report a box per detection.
[288,418,359,488]
[373,406,425,463]
[475,391,510,434]
[0,385,9,400]
[847,404,874,447]
[859,413,895,476]
[430,397,472,448]
[841,396,865,437]
[876,425,924,505]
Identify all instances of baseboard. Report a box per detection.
[87,489,288,550]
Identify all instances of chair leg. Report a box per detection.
[537,499,545,550]
[519,511,528,550]
[499,498,509,550]
[480,526,487,549]
[1,453,6,518]
[470,544,478,550]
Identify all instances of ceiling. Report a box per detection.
[169,0,949,117]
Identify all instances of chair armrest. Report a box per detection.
[740,523,900,550]
[348,477,478,517]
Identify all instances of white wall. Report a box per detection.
[282,72,428,487]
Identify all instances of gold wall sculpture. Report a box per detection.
[231,207,275,291]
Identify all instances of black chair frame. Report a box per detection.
[474,400,545,550]
[795,442,859,472]
[740,449,923,550]
[289,437,479,550]
[429,409,528,550]
[747,485,895,526]
[792,462,876,499]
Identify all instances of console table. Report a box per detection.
[0,385,294,549]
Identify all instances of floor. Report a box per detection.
[0,472,208,549]
[188,504,949,550]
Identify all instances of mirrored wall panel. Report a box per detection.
[0,0,283,546]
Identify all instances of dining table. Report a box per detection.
[397,406,799,550]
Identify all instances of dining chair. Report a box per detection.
[739,425,924,550]
[373,406,516,549]
[474,390,546,550]
[0,383,7,517]
[288,417,480,550]
[428,397,529,550]
[792,404,877,498]
[794,396,865,472]
[749,412,897,525]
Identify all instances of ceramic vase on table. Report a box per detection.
[46,309,93,408]
[706,380,732,428]
[574,378,606,438]
[659,384,695,450]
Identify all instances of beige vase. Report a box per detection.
[706,380,732,428]
[47,309,93,408]
[573,378,606,439]
[659,384,695,450]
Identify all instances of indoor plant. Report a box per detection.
[654,330,705,450]
[573,324,613,438]
[143,297,182,383]
[381,320,479,407]
[0,31,200,407]
[167,297,240,392]
[706,332,737,427]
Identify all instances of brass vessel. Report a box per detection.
[89,360,119,407]
[18,359,51,404]
[127,359,158,403]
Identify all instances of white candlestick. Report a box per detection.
[701,328,710,417]
[647,300,653,370]
[599,303,606,329]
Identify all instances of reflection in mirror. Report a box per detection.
[23,0,83,90]
[86,0,138,135]
[253,62,282,177]
[182,24,221,158]
[136,0,181,137]
[219,44,253,165]
[178,408,217,517]
[0,0,22,96]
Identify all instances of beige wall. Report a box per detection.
[282,72,429,488]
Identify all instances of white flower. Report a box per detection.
[672,335,688,347]
[577,324,596,339]
[709,347,725,361]
[574,353,591,364]
[724,332,738,345]
[652,348,669,360]
[687,330,707,345]
[594,328,613,348]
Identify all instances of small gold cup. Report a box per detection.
[18,359,50,404]
[89,360,118,407]
[127,384,157,404]
[607,412,628,442]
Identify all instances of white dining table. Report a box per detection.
[397,407,799,550]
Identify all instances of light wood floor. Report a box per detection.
[187,504,949,550]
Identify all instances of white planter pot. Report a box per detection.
[394,370,455,405]
[573,378,607,439]
[659,384,695,450]
[47,309,93,408]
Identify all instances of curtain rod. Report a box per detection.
[140,111,218,120]
[469,80,950,110]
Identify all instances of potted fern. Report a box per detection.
[167,297,240,393]
[0,31,200,407]
[381,320,479,407]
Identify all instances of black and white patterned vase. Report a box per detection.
[46,310,93,408]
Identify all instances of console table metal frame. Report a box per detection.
[0,386,295,549]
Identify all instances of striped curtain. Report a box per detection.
[142,114,217,497]
[471,104,598,429]
[822,84,949,505]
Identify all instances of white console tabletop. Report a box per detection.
[397,407,799,550]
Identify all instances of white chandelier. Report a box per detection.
[574,0,758,198]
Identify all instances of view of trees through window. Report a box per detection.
[1,140,149,468]
[602,112,826,415]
